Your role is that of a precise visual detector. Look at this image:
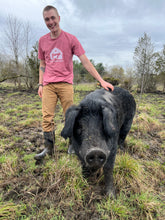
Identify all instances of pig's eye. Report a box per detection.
[74,124,83,144]
[76,127,82,135]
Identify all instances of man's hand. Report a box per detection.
[100,80,114,91]
[38,86,43,98]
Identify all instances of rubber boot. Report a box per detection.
[34,131,55,161]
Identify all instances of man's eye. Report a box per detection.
[45,18,49,22]
[51,16,55,20]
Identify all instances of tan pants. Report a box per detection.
[42,83,74,132]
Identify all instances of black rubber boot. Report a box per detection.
[34,131,55,161]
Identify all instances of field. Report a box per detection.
[0,83,165,220]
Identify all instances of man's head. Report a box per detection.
[43,5,61,36]
[43,5,59,17]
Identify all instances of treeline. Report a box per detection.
[133,33,165,93]
[0,16,164,93]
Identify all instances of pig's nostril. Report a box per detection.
[99,156,105,162]
[88,156,94,163]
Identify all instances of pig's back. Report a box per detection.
[81,87,136,114]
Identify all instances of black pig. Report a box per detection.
[61,87,136,196]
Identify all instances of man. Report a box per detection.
[34,5,114,161]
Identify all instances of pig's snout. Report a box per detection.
[86,149,106,168]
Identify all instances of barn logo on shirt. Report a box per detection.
[50,48,63,62]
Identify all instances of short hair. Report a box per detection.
[43,5,59,17]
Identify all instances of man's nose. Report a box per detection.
[50,18,55,23]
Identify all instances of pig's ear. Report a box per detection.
[61,105,80,139]
[102,106,117,137]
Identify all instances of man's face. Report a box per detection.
[43,9,60,33]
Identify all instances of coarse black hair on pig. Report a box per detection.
[61,87,136,197]
[61,104,117,140]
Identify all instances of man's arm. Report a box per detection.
[38,60,46,98]
[79,54,114,91]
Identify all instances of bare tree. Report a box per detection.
[133,33,155,94]
[23,21,35,88]
[1,15,33,87]
[4,15,24,86]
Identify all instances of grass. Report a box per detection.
[126,136,151,159]
[18,117,41,128]
[97,191,163,220]
[0,201,27,219]
[0,152,18,177]
[97,193,131,219]
[114,153,142,187]
[0,113,10,122]
[138,102,162,116]
[128,192,162,220]
[73,83,96,91]
[134,112,162,135]
[0,125,10,137]
[23,154,37,173]
[158,129,165,140]
[0,83,165,219]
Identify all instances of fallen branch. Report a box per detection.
[0,75,32,83]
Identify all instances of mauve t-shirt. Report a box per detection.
[38,30,85,85]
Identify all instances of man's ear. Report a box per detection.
[61,105,80,139]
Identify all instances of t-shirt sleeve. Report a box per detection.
[72,36,85,57]
[38,38,45,60]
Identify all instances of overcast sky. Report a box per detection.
[0,0,165,69]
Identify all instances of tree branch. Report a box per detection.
[0,75,32,83]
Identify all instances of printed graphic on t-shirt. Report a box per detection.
[50,48,63,62]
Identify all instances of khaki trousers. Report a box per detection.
[42,83,74,132]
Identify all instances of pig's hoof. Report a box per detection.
[109,191,116,199]
[35,159,43,165]
[104,189,116,199]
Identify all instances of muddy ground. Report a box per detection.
[0,84,165,219]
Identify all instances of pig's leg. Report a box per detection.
[103,147,117,198]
